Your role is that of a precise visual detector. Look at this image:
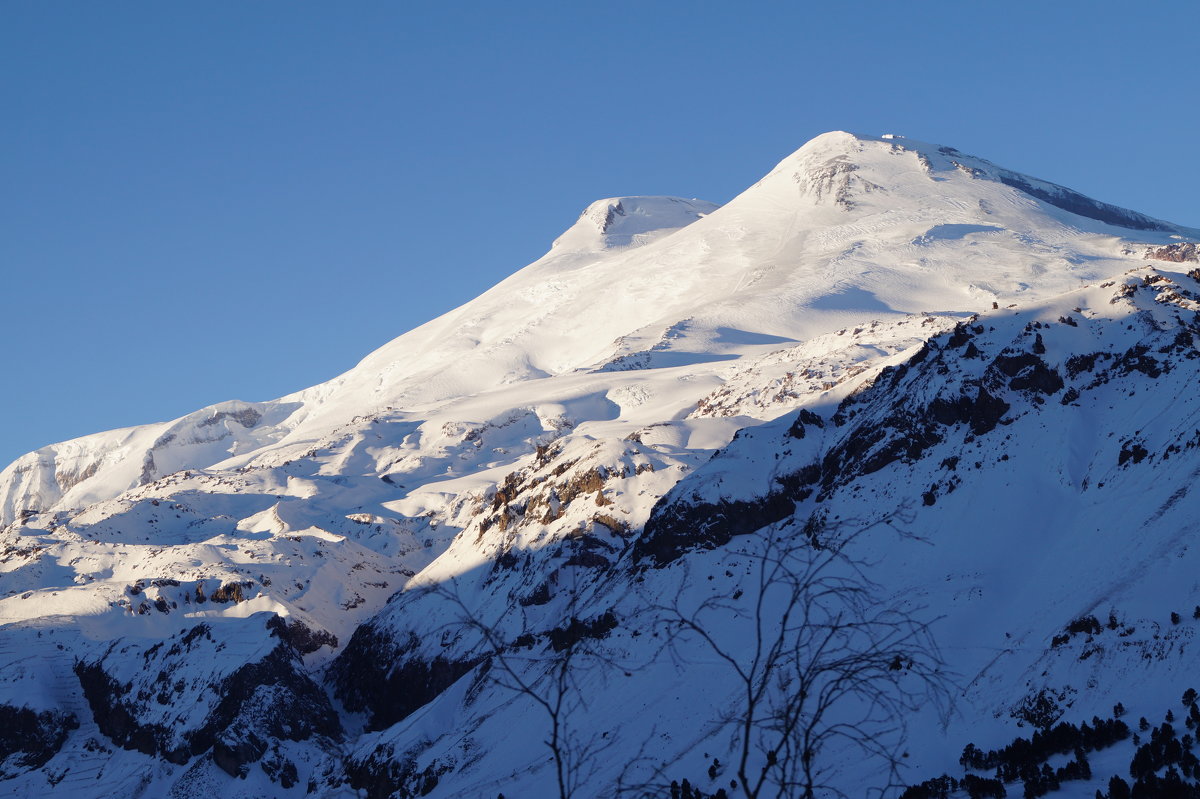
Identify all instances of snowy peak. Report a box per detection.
[5,132,1200,799]
[751,131,1194,235]
[5,132,1196,530]
[550,195,718,252]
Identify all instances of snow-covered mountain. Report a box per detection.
[2,131,1199,799]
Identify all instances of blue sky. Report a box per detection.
[2,2,1198,466]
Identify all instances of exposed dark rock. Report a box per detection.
[564,550,612,569]
[591,513,630,536]
[802,155,861,209]
[198,407,263,429]
[1066,615,1102,636]
[947,322,973,349]
[0,704,79,778]
[75,660,185,761]
[518,581,552,607]
[1065,352,1106,378]
[995,171,1172,231]
[266,614,339,655]
[547,610,619,652]
[1119,440,1149,466]
[1114,344,1163,378]
[75,619,340,776]
[260,748,299,789]
[55,460,99,492]
[990,353,1064,395]
[928,385,1009,436]
[787,408,826,439]
[495,549,521,571]
[1160,329,1195,355]
[328,629,480,732]
[635,490,798,567]
[212,729,267,778]
[823,403,946,482]
[798,408,825,428]
[209,581,254,604]
[345,750,451,799]
[599,200,626,233]
[637,338,1023,566]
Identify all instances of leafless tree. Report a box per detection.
[432,569,620,799]
[654,510,953,799]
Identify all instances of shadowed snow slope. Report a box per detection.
[1,131,1199,798]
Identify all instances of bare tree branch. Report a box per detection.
[429,567,624,799]
[651,507,955,799]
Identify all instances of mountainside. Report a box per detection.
[2,132,1200,799]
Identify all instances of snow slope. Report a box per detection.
[1,131,1199,798]
[7,132,1191,526]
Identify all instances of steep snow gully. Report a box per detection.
[2,132,1200,798]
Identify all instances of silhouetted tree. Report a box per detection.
[433,570,620,799]
[656,511,951,799]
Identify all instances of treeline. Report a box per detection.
[1097,715,1200,799]
[901,714,1128,799]
[960,716,1129,776]
[904,689,1200,799]
[900,773,1006,799]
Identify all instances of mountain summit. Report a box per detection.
[5,132,1192,527]
[550,196,719,252]
[1,133,1199,798]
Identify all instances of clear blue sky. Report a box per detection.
[3,2,1198,466]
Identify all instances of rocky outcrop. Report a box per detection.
[345,747,452,799]
[633,283,1187,567]
[328,627,480,733]
[265,614,338,655]
[0,704,78,778]
[1146,242,1199,263]
[75,616,340,781]
[995,170,1172,231]
[635,489,798,568]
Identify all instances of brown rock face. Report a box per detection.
[1146,242,1199,263]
